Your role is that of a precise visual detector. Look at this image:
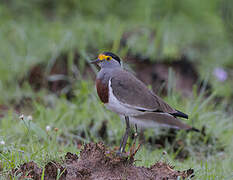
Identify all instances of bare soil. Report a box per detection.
[12,142,194,180]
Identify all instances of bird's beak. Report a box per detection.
[90,59,100,64]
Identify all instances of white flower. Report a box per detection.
[27,115,33,121]
[46,125,51,131]
[19,114,24,120]
[0,140,5,145]
[213,67,228,82]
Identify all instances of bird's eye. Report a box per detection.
[106,57,111,61]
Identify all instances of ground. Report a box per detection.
[12,142,194,180]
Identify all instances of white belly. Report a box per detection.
[105,79,145,116]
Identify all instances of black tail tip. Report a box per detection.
[172,110,189,119]
[188,127,200,132]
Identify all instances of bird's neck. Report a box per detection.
[96,68,112,85]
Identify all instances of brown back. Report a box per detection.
[110,68,176,114]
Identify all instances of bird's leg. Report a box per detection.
[118,116,130,153]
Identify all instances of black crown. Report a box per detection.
[103,52,121,64]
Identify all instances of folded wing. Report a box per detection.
[110,69,188,119]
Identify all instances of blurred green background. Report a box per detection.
[0,0,233,179]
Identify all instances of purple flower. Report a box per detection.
[213,67,228,82]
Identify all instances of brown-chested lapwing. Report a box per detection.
[91,52,198,153]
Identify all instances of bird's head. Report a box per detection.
[91,52,121,68]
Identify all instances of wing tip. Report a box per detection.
[171,110,189,119]
[187,127,200,132]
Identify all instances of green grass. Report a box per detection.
[1,1,233,179]
[1,80,233,179]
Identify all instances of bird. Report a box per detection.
[91,52,198,153]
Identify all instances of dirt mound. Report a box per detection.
[12,142,194,180]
